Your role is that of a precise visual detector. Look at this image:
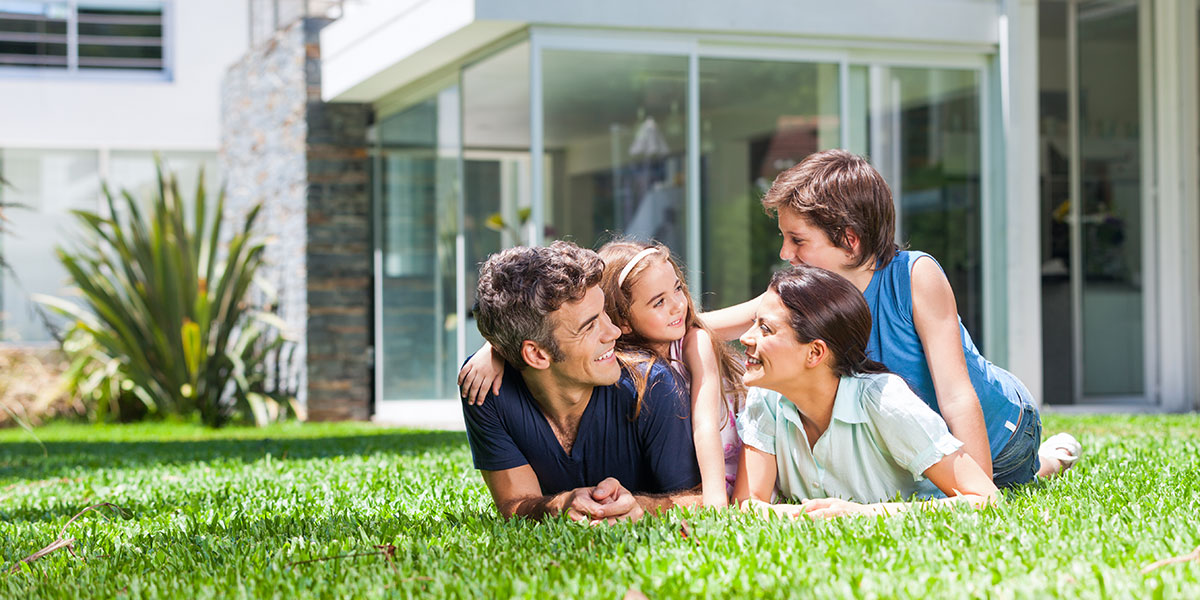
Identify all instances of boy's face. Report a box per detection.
[776,207,857,275]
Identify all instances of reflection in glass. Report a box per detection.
[1077,0,1142,396]
[463,42,531,355]
[376,87,460,401]
[542,50,688,256]
[1038,0,1076,403]
[698,58,841,309]
[1039,0,1145,403]
[873,67,984,345]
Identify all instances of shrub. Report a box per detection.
[35,163,296,427]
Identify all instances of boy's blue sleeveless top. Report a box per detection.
[863,250,1028,458]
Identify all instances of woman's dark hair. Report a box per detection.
[768,265,889,377]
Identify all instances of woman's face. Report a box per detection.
[739,290,809,392]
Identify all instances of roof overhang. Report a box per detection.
[321,0,1000,104]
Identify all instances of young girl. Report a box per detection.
[708,149,1080,489]
[734,265,999,517]
[460,240,746,507]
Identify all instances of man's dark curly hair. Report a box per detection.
[474,241,604,368]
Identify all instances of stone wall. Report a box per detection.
[220,18,372,421]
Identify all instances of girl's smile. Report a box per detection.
[622,258,689,353]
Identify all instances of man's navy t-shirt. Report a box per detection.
[462,361,701,496]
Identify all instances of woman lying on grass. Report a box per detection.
[733,265,999,518]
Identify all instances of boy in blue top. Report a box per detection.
[465,242,701,523]
[708,150,1080,487]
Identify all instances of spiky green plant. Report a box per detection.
[35,163,295,427]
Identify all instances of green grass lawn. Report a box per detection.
[1,415,1198,598]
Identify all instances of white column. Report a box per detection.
[999,0,1044,403]
[1153,0,1200,412]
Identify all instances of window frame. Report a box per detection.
[0,0,172,81]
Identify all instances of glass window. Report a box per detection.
[0,1,165,72]
[1076,1,1144,397]
[542,50,688,256]
[375,87,461,402]
[1039,0,1146,403]
[107,150,217,213]
[1039,0,1074,403]
[462,41,531,355]
[77,3,164,71]
[698,58,841,309]
[0,1,68,68]
[0,149,100,343]
[869,66,984,345]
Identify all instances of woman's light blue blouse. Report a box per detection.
[737,372,963,503]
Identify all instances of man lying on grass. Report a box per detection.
[464,242,701,523]
[733,266,999,518]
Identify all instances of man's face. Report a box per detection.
[545,285,623,388]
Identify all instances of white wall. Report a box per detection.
[0,0,249,151]
[322,0,1000,103]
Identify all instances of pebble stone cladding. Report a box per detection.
[220,17,372,421]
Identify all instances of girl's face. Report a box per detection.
[739,290,810,391]
[622,257,689,351]
[777,208,857,276]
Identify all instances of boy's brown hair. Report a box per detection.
[761,149,899,269]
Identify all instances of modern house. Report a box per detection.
[11,1,1196,426]
[0,0,248,343]
[292,0,1200,426]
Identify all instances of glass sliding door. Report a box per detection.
[1077,0,1145,399]
[375,87,461,402]
[463,41,532,356]
[541,50,689,256]
[1039,0,1149,405]
[866,66,985,344]
[697,58,841,310]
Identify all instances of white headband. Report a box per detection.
[617,248,661,288]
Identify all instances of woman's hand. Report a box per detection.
[739,498,817,520]
[457,343,504,406]
[798,497,876,518]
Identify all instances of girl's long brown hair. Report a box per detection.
[598,240,746,421]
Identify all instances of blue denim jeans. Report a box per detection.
[991,402,1042,488]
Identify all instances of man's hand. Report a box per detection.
[576,477,643,524]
